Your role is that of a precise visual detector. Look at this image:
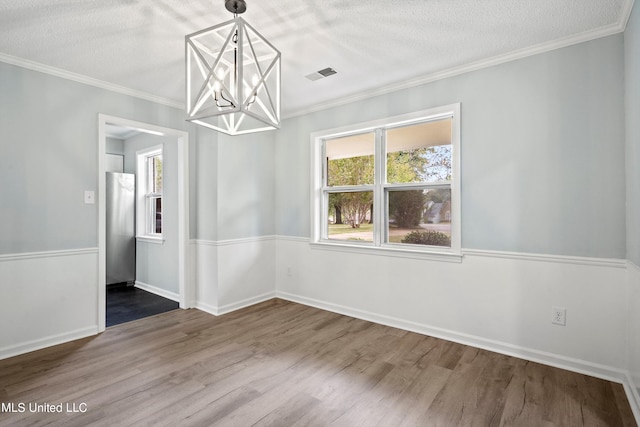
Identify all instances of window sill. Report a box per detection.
[136,236,165,245]
[310,240,462,263]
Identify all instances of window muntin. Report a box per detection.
[312,104,460,256]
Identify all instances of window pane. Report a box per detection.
[149,196,162,234]
[155,197,162,234]
[386,119,452,184]
[387,188,451,247]
[327,191,373,242]
[326,132,374,186]
[153,155,163,193]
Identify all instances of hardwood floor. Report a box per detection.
[0,299,636,426]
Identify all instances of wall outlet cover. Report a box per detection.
[552,306,566,326]
[84,190,95,204]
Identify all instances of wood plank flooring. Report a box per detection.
[0,299,636,426]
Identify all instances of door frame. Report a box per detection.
[97,114,192,332]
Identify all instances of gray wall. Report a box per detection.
[123,133,179,294]
[275,34,626,259]
[0,60,198,356]
[1,28,624,260]
[627,4,640,266]
[625,0,640,397]
[0,61,196,255]
[106,137,124,155]
[194,129,276,242]
[194,127,219,241]
[216,132,276,240]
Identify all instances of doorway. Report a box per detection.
[97,115,192,331]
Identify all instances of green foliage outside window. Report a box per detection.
[388,190,425,228]
[401,230,451,246]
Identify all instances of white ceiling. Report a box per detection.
[104,123,141,140]
[0,0,634,118]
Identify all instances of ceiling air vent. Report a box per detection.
[305,67,338,81]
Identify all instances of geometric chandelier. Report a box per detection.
[185,0,281,135]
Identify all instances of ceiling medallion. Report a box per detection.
[185,0,281,135]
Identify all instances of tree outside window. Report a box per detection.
[314,104,460,254]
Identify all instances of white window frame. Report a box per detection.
[310,103,461,261]
[136,145,164,244]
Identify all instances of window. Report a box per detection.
[136,145,163,241]
[311,104,460,257]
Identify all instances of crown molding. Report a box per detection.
[621,0,637,30]
[1,0,635,118]
[0,52,182,109]
[283,0,635,119]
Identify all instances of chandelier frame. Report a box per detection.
[186,12,281,135]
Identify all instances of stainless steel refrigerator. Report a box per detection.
[106,172,136,285]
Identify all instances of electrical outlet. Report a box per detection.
[552,306,566,326]
[287,267,292,277]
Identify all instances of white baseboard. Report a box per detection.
[278,289,640,421]
[192,236,276,317]
[135,281,180,302]
[0,326,98,361]
[623,372,640,422]
[626,260,640,421]
[194,301,219,316]
[277,291,640,423]
[217,291,276,315]
[195,291,276,316]
[276,291,629,384]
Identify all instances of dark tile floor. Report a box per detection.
[106,284,179,327]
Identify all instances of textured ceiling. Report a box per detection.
[0,0,634,117]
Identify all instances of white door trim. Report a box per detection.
[97,114,192,332]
